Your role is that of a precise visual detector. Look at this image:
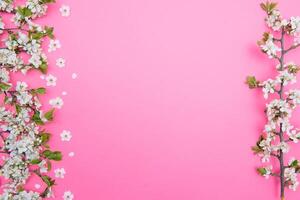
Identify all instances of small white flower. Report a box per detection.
[38,160,48,173]
[261,152,271,163]
[48,39,61,52]
[68,152,75,157]
[56,58,66,68]
[45,74,57,86]
[264,123,276,133]
[54,168,66,178]
[261,37,281,58]
[277,142,290,153]
[294,34,300,45]
[16,81,28,92]
[266,99,291,124]
[61,130,72,141]
[284,167,299,191]
[29,54,42,68]
[63,191,74,200]
[290,16,300,35]
[60,5,71,17]
[287,129,300,143]
[285,168,297,180]
[71,73,77,79]
[265,10,282,31]
[290,181,299,191]
[49,97,64,109]
[262,79,276,99]
[286,89,300,108]
[276,70,297,86]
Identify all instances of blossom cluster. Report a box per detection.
[259,3,300,59]
[247,2,300,196]
[0,0,73,199]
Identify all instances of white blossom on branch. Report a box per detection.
[247,1,300,199]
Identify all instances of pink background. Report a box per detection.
[42,0,300,199]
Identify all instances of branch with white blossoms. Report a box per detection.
[0,0,66,199]
[247,2,300,200]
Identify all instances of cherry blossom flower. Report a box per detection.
[71,73,77,79]
[262,79,276,99]
[48,39,61,52]
[287,129,300,143]
[46,74,57,86]
[63,191,74,200]
[54,168,66,178]
[56,58,66,68]
[68,152,75,157]
[265,9,282,31]
[60,5,71,17]
[61,130,72,142]
[260,36,281,58]
[49,97,64,109]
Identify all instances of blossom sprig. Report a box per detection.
[247,2,300,199]
[0,0,66,199]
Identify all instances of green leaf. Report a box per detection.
[251,145,262,154]
[15,104,21,114]
[47,160,52,171]
[39,62,48,74]
[32,111,44,125]
[42,150,62,161]
[31,32,44,40]
[30,159,42,164]
[246,76,260,89]
[44,109,55,121]
[257,167,267,176]
[260,1,277,14]
[0,82,11,91]
[260,2,267,12]
[287,64,300,74]
[4,96,10,104]
[262,32,270,42]
[45,26,54,39]
[290,160,299,168]
[41,175,55,187]
[40,132,51,144]
[40,0,56,4]
[17,7,32,17]
[35,87,46,94]
[268,2,278,12]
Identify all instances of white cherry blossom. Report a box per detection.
[49,97,64,109]
[46,74,57,86]
[54,168,66,178]
[63,191,74,200]
[60,5,71,17]
[48,39,61,52]
[61,130,72,142]
[56,58,66,68]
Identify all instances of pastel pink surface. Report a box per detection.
[45,0,300,199]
